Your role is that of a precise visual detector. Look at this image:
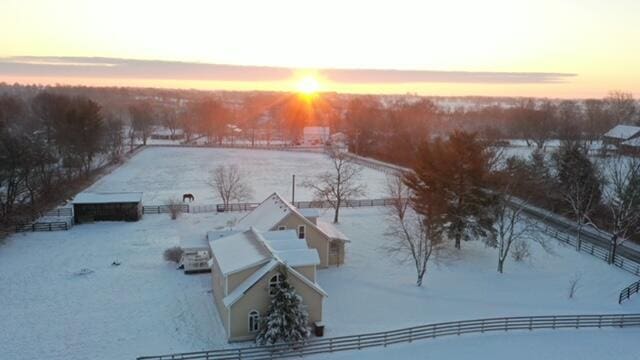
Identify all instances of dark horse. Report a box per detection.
[182,193,195,202]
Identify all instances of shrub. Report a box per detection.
[166,197,184,220]
[164,246,183,263]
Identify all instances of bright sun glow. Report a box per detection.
[297,76,319,94]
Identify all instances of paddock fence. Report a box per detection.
[619,280,640,304]
[43,207,73,217]
[15,221,70,232]
[136,313,640,360]
[143,198,396,215]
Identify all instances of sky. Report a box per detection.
[1,0,639,98]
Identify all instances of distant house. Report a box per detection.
[303,127,330,146]
[620,137,640,155]
[602,125,640,146]
[234,193,349,267]
[72,192,143,223]
[208,228,327,341]
[150,127,184,140]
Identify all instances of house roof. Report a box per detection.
[209,229,271,276]
[236,192,347,243]
[604,125,640,140]
[303,126,330,135]
[72,192,143,204]
[180,235,209,250]
[317,219,350,242]
[235,193,291,231]
[622,137,640,148]
[222,259,327,308]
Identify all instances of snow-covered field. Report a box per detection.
[86,146,389,204]
[308,328,640,360]
[2,146,639,360]
[318,207,639,336]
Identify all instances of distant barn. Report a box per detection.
[602,125,640,146]
[72,192,143,223]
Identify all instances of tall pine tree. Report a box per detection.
[405,131,496,249]
[256,267,310,345]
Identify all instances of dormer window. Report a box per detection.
[269,274,284,295]
[278,225,286,231]
[298,225,306,239]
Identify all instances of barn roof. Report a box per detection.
[72,192,143,204]
[603,125,640,140]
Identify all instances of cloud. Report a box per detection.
[0,56,576,84]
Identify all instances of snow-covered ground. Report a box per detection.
[86,146,389,204]
[307,328,640,360]
[318,207,639,336]
[2,146,639,360]
[0,212,239,360]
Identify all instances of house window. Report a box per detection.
[297,225,305,239]
[278,225,286,231]
[248,310,260,333]
[330,242,340,255]
[269,274,284,295]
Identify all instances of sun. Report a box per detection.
[297,76,319,94]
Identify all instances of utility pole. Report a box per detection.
[292,174,296,203]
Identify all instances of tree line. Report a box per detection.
[0,92,127,226]
[385,132,640,286]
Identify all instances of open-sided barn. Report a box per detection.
[72,192,143,223]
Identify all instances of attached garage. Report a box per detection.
[72,192,143,223]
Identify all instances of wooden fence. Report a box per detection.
[15,221,70,232]
[619,280,640,304]
[43,207,73,217]
[142,204,189,214]
[144,198,396,215]
[136,313,640,360]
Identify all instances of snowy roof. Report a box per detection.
[260,230,320,267]
[209,227,320,277]
[603,125,640,140]
[72,192,143,204]
[236,193,340,243]
[207,230,239,241]
[209,229,270,276]
[222,259,327,308]
[317,219,350,242]
[622,137,640,148]
[299,208,320,218]
[235,193,291,231]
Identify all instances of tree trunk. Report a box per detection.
[497,258,504,273]
[333,204,340,223]
[454,233,461,249]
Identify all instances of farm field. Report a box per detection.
[85,146,390,204]
[1,146,639,360]
[307,328,640,360]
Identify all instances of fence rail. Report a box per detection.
[144,198,396,215]
[15,221,70,232]
[619,280,640,304]
[136,313,640,360]
[43,207,73,217]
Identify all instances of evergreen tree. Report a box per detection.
[256,268,310,345]
[405,131,496,249]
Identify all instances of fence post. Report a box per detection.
[529,317,533,331]
[576,315,580,329]
[409,328,413,343]
[384,332,388,347]
[552,316,556,329]
[598,315,603,328]
[330,338,333,352]
[358,334,361,350]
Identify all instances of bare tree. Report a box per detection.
[602,156,640,258]
[567,273,582,299]
[128,102,154,146]
[383,175,443,286]
[486,192,537,273]
[303,148,366,223]
[208,165,253,209]
[165,197,184,220]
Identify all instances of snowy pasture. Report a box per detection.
[2,146,640,360]
[307,328,640,360]
[85,146,389,204]
[318,207,640,336]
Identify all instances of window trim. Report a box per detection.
[269,274,283,295]
[248,310,260,333]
